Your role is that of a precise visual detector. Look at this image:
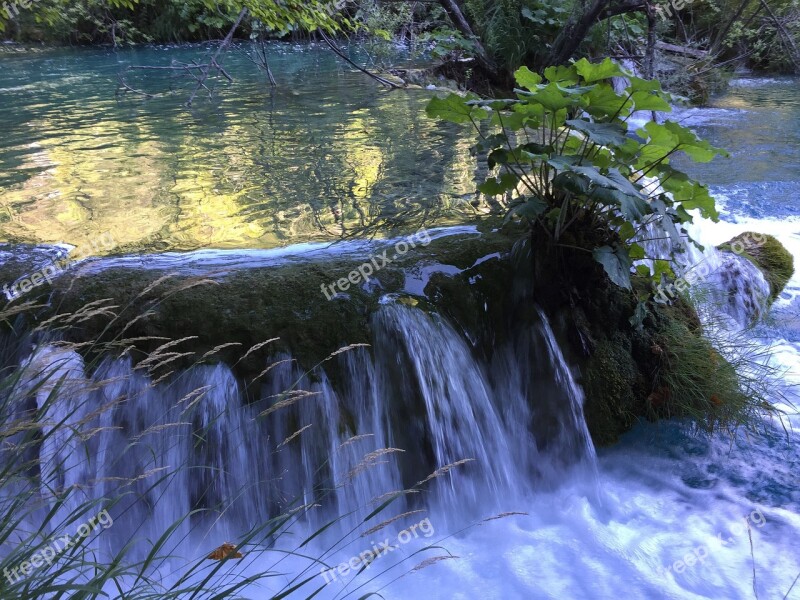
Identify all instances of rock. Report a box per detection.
[719,232,794,303]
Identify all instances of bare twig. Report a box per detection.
[319,30,404,89]
[746,519,759,600]
[187,7,248,105]
[784,571,800,599]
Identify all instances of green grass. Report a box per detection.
[650,312,792,436]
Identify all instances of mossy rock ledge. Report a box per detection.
[719,232,794,302]
[1,225,762,447]
[526,234,739,446]
[1,229,516,393]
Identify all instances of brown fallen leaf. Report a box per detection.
[207,542,243,560]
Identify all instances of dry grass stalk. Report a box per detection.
[361,510,427,537]
[135,273,178,300]
[259,389,321,418]
[239,338,280,362]
[250,358,295,384]
[278,424,313,448]
[414,459,475,488]
[200,343,242,361]
[324,344,370,360]
[344,448,404,482]
[482,512,529,522]
[337,433,374,451]
[410,555,459,573]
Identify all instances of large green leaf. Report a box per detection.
[533,83,578,111]
[553,171,590,195]
[509,196,548,220]
[426,93,488,124]
[661,176,719,221]
[585,84,631,119]
[591,187,650,221]
[478,172,518,195]
[544,64,579,84]
[630,90,672,112]
[606,168,644,197]
[565,120,628,147]
[594,245,633,289]
[638,121,726,164]
[575,57,626,82]
[515,66,543,91]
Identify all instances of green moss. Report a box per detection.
[721,232,794,302]
[583,334,643,445]
[33,230,517,388]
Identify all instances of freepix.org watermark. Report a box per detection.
[3,509,114,585]
[321,228,432,300]
[3,232,116,301]
[657,508,766,577]
[653,232,766,304]
[320,517,435,584]
[654,0,696,20]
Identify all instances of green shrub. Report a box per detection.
[651,315,785,434]
[426,58,726,300]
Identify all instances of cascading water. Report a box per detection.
[372,302,530,515]
[3,278,604,593]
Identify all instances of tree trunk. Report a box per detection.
[437,0,498,74]
[547,0,647,67]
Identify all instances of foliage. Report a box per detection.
[0,0,347,43]
[462,0,572,74]
[426,58,726,294]
[354,0,413,41]
[416,27,477,61]
[658,0,800,73]
[721,4,800,72]
[587,12,647,56]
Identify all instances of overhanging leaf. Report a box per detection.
[479,172,518,196]
[509,196,548,220]
[565,119,628,147]
[593,245,633,289]
[575,57,626,82]
[515,66,543,91]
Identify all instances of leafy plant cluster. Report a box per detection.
[658,0,800,74]
[0,0,347,43]
[415,28,477,61]
[426,58,727,294]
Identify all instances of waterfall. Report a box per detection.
[372,303,530,516]
[3,296,602,587]
[688,246,771,329]
[637,217,771,329]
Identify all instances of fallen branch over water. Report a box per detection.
[319,30,404,89]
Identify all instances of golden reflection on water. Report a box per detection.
[0,48,478,257]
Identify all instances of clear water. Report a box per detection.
[0,44,476,254]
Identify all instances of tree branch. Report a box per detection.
[187,7,248,105]
[547,0,648,67]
